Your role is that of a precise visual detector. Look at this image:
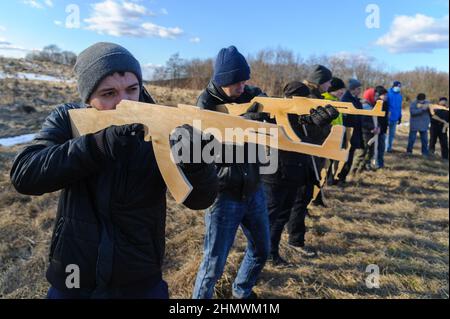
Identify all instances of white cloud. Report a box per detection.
[189,37,201,44]
[141,23,183,39]
[376,14,449,53]
[22,0,54,9]
[22,0,44,9]
[142,62,163,81]
[160,8,168,15]
[331,51,373,64]
[0,26,6,32]
[54,20,62,26]
[84,0,183,39]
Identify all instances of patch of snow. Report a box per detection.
[0,134,36,147]
[0,71,74,83]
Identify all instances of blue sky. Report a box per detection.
[0,0,448,78]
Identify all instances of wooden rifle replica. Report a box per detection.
[429,104,449,116]
[429,104,449,133]
[215,96,385,206]
[69,101,349,204]
[214,96,384,141]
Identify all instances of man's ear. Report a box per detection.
[139,86,157,104]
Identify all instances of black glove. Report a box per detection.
[91,123,145,161]
[242,102,266,121]
[298,105,339,127]
[170,124,216,173]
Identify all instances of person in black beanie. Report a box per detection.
[407,93,431,156]
[429,97,449,160]
[338,78,365,183]
[10,42,218,299]
[303,64,333,99]
[263,82,339,265]
[374,86,390,168]
[193,46,270,299]
[300,65,334,207]
[322,77,347,185]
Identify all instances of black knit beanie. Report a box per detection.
[307,65,332,85]
[283,81,310,97]
[213,46,250,87]
[328,77,346,93]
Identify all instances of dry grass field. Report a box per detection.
[0,67,448,299]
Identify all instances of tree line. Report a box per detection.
[26,45,77,66]
[150,49,449,103]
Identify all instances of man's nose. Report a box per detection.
[117,90,132,103]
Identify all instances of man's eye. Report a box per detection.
[103,91,115,97]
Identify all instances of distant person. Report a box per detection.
[10,42,218,299]
[429,97,449,160]
[263,82,338,266]
[387,81,403,153]
[361,86,388,170]
[302,64,333,207]
[361,88,382,171]
[374,86,390,168]
[407,93,430,156]
[322,77,346,125]
[303,65,333,99]
[338,79,364,183]
[322,77,347,185]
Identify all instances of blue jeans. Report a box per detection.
[377,133,386,168]
[387,121,397,152]
[193,186,270,299]
[407,130,429,155]
[46,280,169,299]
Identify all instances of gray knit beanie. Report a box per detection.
[74,42,143,103]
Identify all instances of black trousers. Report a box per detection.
[429,123,449,159]
[264,181,314,256]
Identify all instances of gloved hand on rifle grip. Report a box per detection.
[242,102,266,121]
[91,123,145,161]
[298,105,339,127]
[169,124,216,173]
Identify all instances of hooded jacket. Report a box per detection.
[388,87,403,122]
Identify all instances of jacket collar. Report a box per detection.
[206,80,232,103]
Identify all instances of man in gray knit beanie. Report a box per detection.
[74,42,143,105]
[10,42,219,299]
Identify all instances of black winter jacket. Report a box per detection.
[341,90,364,149]
[197,81,264,200]
[10,97,218,296]
[261,114,315,186]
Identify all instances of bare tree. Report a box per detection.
[26,44,77,66]
[150,48,449,102]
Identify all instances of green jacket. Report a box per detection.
[322,92,343,125]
